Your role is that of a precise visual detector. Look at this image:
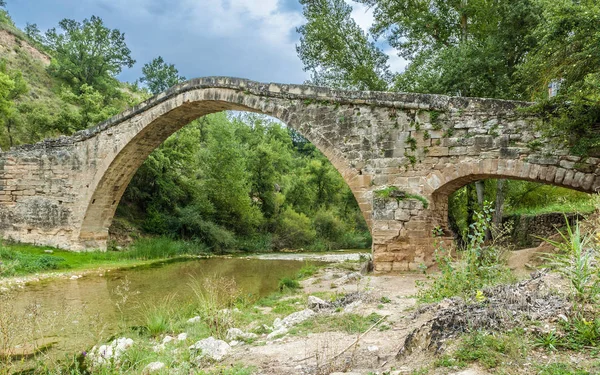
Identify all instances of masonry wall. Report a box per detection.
[1,77,598,272]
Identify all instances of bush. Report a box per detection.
[273,208,316,249]
[541,218,599,309]
[278,277,300,292]
[417,202,513,302]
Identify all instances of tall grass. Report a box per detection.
[417,202,514,302]
[541,217,599,312]
[189,276,243,339]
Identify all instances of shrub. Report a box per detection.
[278,277,300,292]
[417,202,513,302]
[541,218,599,309]
[273,207,316,249]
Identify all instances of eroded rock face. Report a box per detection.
[1,77,595,272]
[397,271,569,358]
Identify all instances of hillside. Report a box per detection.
[0,12,146,150]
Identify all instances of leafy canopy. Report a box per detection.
[44,15,135,93]
[296,0,392,90]
[140,56,186,95]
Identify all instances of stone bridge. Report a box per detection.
[1,77,598,272]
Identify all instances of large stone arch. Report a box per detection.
[2,77,600,272]
[77,86,367,248]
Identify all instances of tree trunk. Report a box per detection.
[475,180,491,241]
[475,180,485,208]
[466,183,476,236]
[493,179,506,236]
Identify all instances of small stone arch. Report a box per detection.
[425,158,599,235]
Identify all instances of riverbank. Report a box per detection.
[2,245,599,374]
[0,238,370,286]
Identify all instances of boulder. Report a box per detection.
[177,333,187,341]
[333,272,362,287]
[189,337,231,362]
[266,327,288,340]
[88,337,134,367]
[187,316,201,323]
[142,361,165,374]
[273,309,315,330]
[307,295,331,310]
[226,328,258,341]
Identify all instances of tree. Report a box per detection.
[140,56,186,95]
[296,0,392,90]
[0,1,6,8]
[24,23,43,46]
[44,16,135,93]
[0,61,27,148]
[518,0,600,156]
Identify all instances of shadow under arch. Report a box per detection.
[77,85,366,248]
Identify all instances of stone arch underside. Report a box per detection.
[2,76,600,272]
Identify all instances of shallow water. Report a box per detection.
[2,257,320,365]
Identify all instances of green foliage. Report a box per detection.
[278,276,301,292]
[375,186,429,209]
[291,312,382,335]
[417,202,513,302]
[140,56,186,95]
[453,330,526,369]
[537,363,592,375]
[541,219,599,308]
[561,317,600,350]
[44,15,135,93]
[139,295,177,337]
[0,246,65,276]
[296,0,392,90]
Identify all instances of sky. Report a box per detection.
[5,0,407,85]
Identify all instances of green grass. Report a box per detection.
[452,330,527,370]
[289,312,382,335]
[537,363,592,375]
[506,199,595,216]
[0,237,210,277]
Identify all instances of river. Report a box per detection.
[1,256,342,369]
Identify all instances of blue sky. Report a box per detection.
[5,0,406,85]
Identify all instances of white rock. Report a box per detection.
[307,295,331,310]
[367,345,379,352]
[152,344,165,353]
[266,327,288,340]
[333,272,362,287]
[229,340,239,347]
[162,336,173,344]
[226,328,258,341]
[187,316,201,323]
[273,309,315,330]
[143,361,165,374]
[44,250,53,254]
[177,332,187,341]
[344,300,362,313]
[189,337,231,362]
[88,337,134,367]
[70,275,79,280]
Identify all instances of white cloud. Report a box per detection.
[385,48,409,73]
[347,1,374,34]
